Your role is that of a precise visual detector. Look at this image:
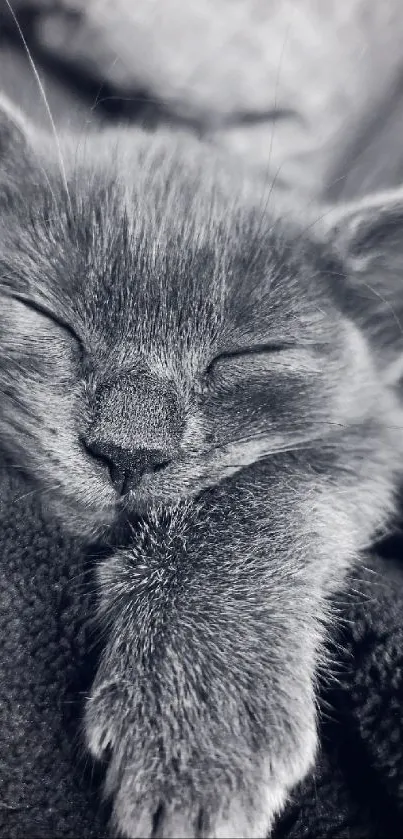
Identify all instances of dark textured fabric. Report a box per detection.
[0,473,108,838]
[0,471,402,838]
[274,549,403,839]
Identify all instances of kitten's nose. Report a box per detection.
[84,439,172,495]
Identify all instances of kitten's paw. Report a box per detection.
[110,771,290,839]
[85,679,316,838]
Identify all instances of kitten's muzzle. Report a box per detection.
[82,372,184,496]
[83,438,172,496]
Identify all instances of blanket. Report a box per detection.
[0,469,402,838]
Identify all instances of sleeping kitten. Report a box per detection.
[1,94,403,838]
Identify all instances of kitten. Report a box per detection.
[1,94,403,838]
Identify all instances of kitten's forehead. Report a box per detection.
[1,129,342,367]
[64,182,333,363]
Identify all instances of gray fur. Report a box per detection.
[1,97,403,837]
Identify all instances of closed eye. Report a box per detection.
[205,342,291,374]
[201,341,320,390]
[6,292,83,348]
[212,343,291,362]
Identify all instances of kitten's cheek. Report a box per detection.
[39,477,118,539]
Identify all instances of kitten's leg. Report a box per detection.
[85,458,371,839]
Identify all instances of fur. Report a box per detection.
[1,96,403,837]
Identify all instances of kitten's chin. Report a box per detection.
[40,491,119,543]
[39,470,201,543]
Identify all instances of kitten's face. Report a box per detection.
[0,115,401,537]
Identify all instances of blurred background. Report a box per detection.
[2,0,403,205]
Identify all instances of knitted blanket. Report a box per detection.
[0,471,402,838]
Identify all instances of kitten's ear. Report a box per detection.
[322,189,403,384]
[0,94,33,172]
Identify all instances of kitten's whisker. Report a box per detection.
[0,462,27,471]
[0,99,61,217]
[247,23,291,275]
[266,22,290,186]
[3,0,72,212]
[360,279,403,338]
[270,170,376,250]
[91,94,164,111]
[90,56,120,113]
[12,481,61,505]
[294,205,346,242]
[204,422,351,458]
